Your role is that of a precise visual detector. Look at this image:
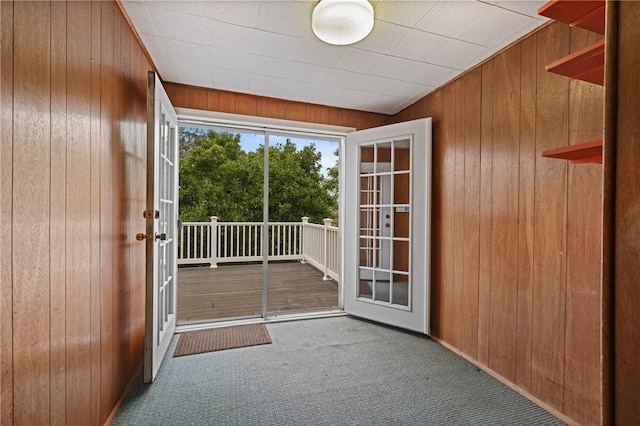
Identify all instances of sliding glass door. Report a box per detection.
[267,134,340,315]
[176,128,265,323]
[176,125,341,325]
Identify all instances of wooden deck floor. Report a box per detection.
[177,262,339,323]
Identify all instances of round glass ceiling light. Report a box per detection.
[312,0,374,46]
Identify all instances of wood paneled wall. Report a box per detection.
[0,2,622,425]
[1,1,150,424]
[613,3,640,424]
[162,82,388,130]
[393,22,603,425]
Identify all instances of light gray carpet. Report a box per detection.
[112,316,565,425]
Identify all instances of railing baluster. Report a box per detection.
[246,224,250,258]
[177,219,338,280]
[187,225,192,260]
[255,224,259,257]
[242,225,246,257]
[218,225,227,259]
[270,224,274,257]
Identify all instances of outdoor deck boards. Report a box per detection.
[177,262,339,323]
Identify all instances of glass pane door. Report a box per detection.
[145,72,178,382]
[176,129,264,323]
[266,134,340,315]
[344,118,431,334]
[176,127,341,324]
[358,139,411,308]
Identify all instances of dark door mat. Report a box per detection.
[173,323,272,357]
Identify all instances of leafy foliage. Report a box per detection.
[178,129,337,224]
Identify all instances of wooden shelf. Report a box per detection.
[545,39,604,86]
[538,0,605,34]
[542,140,602,164]
[539,1,604,166]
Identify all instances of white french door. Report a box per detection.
[144,71,178,383]
[344,118,431,334]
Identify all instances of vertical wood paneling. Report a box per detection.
[12,2,52,423]
[189,87,208,110]
[112,6,126,396]
[120,16,135,388]
[0,1,14,423]
[452,78,465,349]
[395,23,603,424]
[477,60,494,367]
[360,112,386,130]
[219,91,236,113]
[4,1,153,423]
[531,23,570,407]
[132,29,147,373]
[3,4,614,424]
[207,90,219,111]
[329,108,344,127]
[564,140,602,424]
[163,82,188,107]
[236,93,257,116]
[615,4,640,423]
[66,3,93,424]
[488,44,520,382]
[162,82,387,130]
[288,103,307,123]
[436,84,457,342]
[307,104,328,126]
[515,34,537,390]
[90,2,103,423]
[50,2,67,424]
[268,99,286,119]
[563,28,604,425]
[99,1,116,420]
[461,68,481,358]
[256,97,269,118]
[343,110,362,129]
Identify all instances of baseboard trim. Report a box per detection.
[103,361,143,426]
[430,336,578,426]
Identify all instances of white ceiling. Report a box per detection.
[122,0,549,115]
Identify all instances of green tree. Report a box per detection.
[265,140,335,223]
[322,148,339,220]
[178,130,337,224]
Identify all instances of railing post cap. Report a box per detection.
[323,218,333,226]
[301,217,309,223]
[210,216,218,221]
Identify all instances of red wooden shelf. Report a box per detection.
[542,139,602,164]
[538,0,605,34]
[545,39,604,86]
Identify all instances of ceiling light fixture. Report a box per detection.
[312,0,374,46]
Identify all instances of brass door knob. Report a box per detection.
[136,233,146,241]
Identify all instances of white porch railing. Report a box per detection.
[178,216,339,281]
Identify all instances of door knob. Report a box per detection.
[136,233,147,241]
[155,232,167,241]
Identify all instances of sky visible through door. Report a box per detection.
[240,133,338,177]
